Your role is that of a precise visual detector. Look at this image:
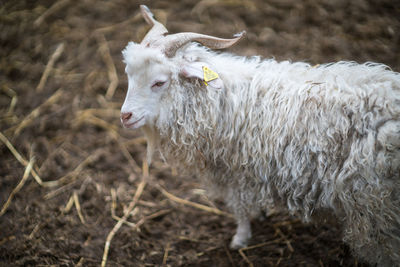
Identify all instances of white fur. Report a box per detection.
[121,42,400,266]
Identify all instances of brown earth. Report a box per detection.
[1,0,399,266]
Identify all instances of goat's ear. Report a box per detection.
[180,62,224,89]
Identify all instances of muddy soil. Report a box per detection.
[1,0,399,266]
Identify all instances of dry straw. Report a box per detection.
[101,161,148,267]
[0,157,34,217]
[36,43,65,92]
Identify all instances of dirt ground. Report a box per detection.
[1,0,399,266]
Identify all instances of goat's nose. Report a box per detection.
[121,112,132,122]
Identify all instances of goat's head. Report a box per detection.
[120,5,245,129]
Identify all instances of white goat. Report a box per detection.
[121,5,400,266]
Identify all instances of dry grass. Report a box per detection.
[1,0,398,266]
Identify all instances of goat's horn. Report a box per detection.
[162,31,246,57]
[140,5,168,46]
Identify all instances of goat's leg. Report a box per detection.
[230,216,251,249]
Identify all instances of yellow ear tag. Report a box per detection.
[202,66,219,86]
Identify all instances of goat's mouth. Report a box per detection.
[123,116,145,129]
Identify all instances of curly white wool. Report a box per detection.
[123,42,400,266]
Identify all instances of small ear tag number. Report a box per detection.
[202,66,219,86]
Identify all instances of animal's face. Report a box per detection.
[121,43,173,129]
[119,5,243,130]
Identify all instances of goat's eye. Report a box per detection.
[152,81,166,88]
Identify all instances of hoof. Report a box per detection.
[230,235,249,250]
